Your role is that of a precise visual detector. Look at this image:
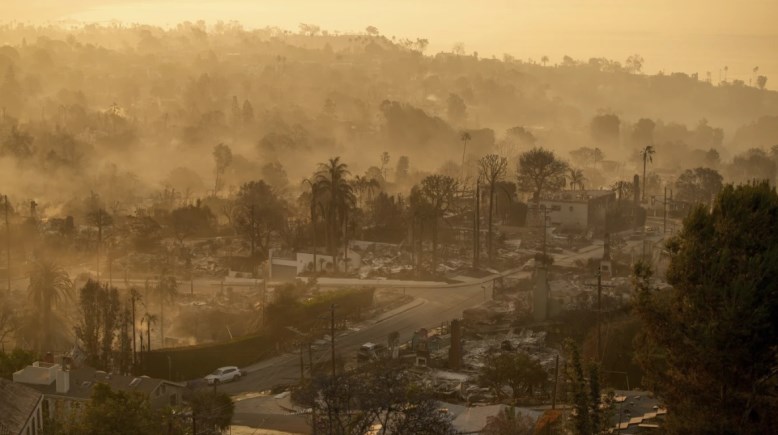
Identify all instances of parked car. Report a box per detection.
[204,366,242,384]
[357,342,388,363]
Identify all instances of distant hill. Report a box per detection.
[0,22,775,209]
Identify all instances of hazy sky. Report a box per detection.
[2,0,778,85]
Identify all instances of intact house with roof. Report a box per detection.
[539,189,615,233]
[12,361,186,422]
[0,378,45,435]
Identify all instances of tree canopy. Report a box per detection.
[516,147,567,203]
[635,181,778,433]
[62,383,162,435]
[674,167,723,205]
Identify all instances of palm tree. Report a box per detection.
[568,168,586,190]
[315,157,356,272]
[350,175,379,208]
[640,145,655,202]
[155,276,177,346]
[28,260,72,353]
[541,55,549,66]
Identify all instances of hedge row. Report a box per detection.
[142,329,293,381]
[142,288,374,380]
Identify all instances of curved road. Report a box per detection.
[215,280,496,395]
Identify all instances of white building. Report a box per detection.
[270,249,362,280]
[540,189,615,232]
[13,362,185,422]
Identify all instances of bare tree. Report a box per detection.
[212,143,233,195]
[380,151,390,180]
[640,145,655,202]
[0,295,18,350]
[478,154,508,264]
[418,175,459,272]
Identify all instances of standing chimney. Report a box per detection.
[448,319,463,370]
[56,368,70,394]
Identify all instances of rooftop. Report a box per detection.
[0,378,42,435]
[16,365,185,401]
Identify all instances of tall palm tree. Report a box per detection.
[640,145,655,202]
[363,176,380,203]
[568,168,587,190]
[541,55,549,66]
[28,260,72,353]
[350,175,379,208]
[315,157,355,272]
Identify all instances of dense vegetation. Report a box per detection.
[635,182,778,433]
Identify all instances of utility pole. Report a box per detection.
[4,195,10,296]
[308,342,314,375]
[97,208,102,281]
[541,205,548,260]
[330,304,336,378]
[261,271,267,326]
[663,186,667,234]
[299,341,305,382]
[473,180,480,269]
[596,270,602,359]
[585,270,614,362]
[131,289,138,368]
[343,213,349,272]
[551,353,559,409]
[249,204,256,259]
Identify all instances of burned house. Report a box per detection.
[539,189,615,233]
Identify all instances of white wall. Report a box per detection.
[541,200,588,229]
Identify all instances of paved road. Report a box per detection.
[212,279,497,395]
[203,225,671,396]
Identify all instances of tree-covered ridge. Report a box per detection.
[0,22,776,214]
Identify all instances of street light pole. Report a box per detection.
[585,271,614,362]
[330,304,336,378]
[663,186,667,235]
[596,270,602,361]
[4,195,10,296]
[542,205,548,260]
[299,341,305,382]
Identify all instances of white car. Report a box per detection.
[204,366,242,385]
